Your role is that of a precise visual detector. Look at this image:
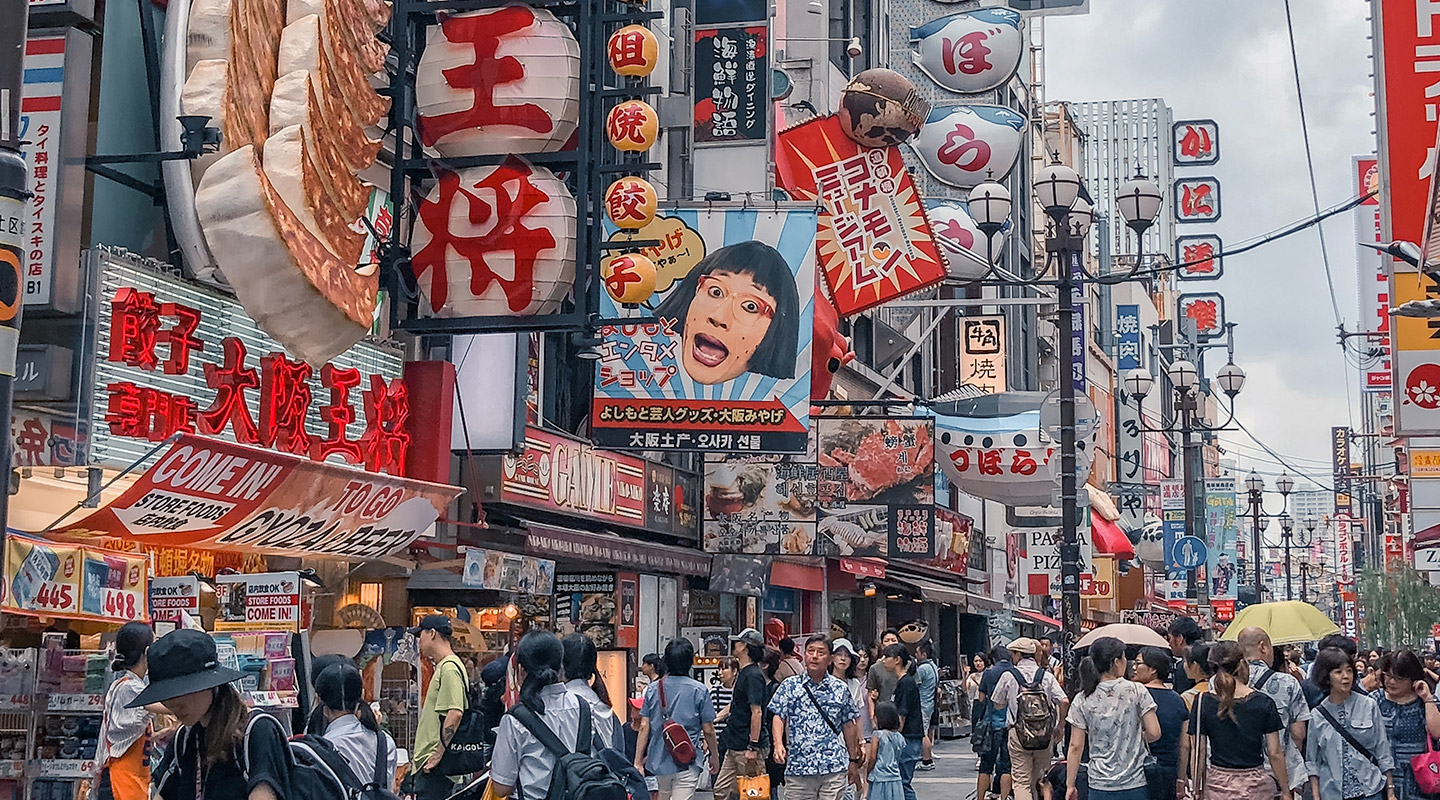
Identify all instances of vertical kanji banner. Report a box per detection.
[596,208,816,453]
[693,26,767,143]
[46,435,462,559]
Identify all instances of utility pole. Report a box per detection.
[0,0,30,547]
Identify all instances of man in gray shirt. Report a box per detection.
[1238,627,1310,794]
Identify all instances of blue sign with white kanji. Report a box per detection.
[1116,304,1141,370]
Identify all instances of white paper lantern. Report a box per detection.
[909,105,1026,189]
[909,9,1024,95]
[416,4,581,157]
[410,157,577,317]
[924,199,1006,281]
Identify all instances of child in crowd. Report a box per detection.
[865,701,905,800]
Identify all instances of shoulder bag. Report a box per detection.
[658,678,698,766]
[1315,704,1381,768]
[1188,691,1209,798]
[801,679,842,736]
[1413,730,1440,794]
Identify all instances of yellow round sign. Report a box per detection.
[601,252,659,305]
[604,177,659,230]
[607,25,660,78]
[606,100,659,152]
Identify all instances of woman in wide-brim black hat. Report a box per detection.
[136,629,294,800]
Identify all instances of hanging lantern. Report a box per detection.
[409,156,578,318]
[604,176,658,229]
[416,4,582,158]
[601,252,658,305]
[606,100,659,152]
[607,24,659,77]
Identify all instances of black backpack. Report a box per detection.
[510,703,628,800]
[434,659,490,775]
[245,711,402,800]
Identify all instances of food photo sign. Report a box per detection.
[595,207,817,453]
[701,419,936,557]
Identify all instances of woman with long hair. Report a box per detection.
[141,630,292,800]
[563,632,623,750]
[761,647,786,796]
[1063,637,1160,800]
[887,644,924,800]
[1132,646,1186,800]
[315,661,397,784]
[1178,641,1289,800]
[1307,647,1397,800]
[95,622,168,800]
[1373,650,1440,800]
[491,630,590,799]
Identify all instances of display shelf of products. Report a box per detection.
[32,648,107,795]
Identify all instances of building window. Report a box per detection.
[345,580,384,610]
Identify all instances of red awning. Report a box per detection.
[1091,509,1135,560]
[770,560,825,591]
[1016,608,1061,629]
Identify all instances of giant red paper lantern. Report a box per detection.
[415,4,581,157]
[409,157,577,318]
[607,100,659,152]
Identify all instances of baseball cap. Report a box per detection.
[729,628,764,647]
[407,613,454,638]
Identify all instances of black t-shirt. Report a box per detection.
[1186,691,1283,769]
[157,711,293,800]
[721,663,767,751]
[894,674,924,740]
[1147,686,1187,772]
[1172,656,1195,694]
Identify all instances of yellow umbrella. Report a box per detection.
[1218,601,1339,645]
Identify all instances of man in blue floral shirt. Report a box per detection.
[769,634,862,800]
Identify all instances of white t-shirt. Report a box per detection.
[1066,678,1157,792]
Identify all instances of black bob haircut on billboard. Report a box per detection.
[654,240,802,380]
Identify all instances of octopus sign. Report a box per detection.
[909,8,1023,95]
[909,105,1026,189]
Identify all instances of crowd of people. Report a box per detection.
[963,620,1440,800]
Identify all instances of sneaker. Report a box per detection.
[917,761,936,771]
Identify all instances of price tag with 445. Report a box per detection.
[29,582,77,613]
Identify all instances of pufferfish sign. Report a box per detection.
[593,207,818,454]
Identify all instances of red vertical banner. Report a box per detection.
[617,573,640,649]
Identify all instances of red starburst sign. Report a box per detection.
[774,114,947,316]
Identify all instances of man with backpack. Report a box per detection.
[1239,626,1311,797]
[409,614,470,800]
[989,637,1067,800]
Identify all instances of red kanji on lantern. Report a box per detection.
[1179,125,1212,160]
[608,28,650,71]
[607,103,653,147]
[199,337,260,443]
[358,375,411,474]
[259,353,314,457]
[606,183,650,224]
[418,7,555,148]
[1177,180,1219,220]
[313,364,365,464]
[1182,241,1216,272]
[411,160,558,314]
[109,288,161,369]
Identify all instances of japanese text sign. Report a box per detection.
[496,426,647,527]
[694,26,767,143]
[1355,156,1391,392]
[908,8,1024,95]
[1204,478,1238,602]
[216,571,302,632]
[909,104,1027,189]
[774,115,948,316]
[1114,384,1143,488]
[11,411,83,468]
[595,208,816,453]
[90,252,406,474]
[960,316,1007,394]
[888,506,935,558]
[1162,479,1186,571]
[1172,119,1220,166]
[1173,177,1221,223]
[934,409,1057,506]
[1176,235,1223,281]
[149,575,201,623]
[1115,305,1141,371]
[2,535,148,624]
[1333,426,1354,517]
[1178,293,1226,340]
[48,435,462,560]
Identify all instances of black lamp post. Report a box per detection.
[1244,470,1293,602]
[1278,513,1315,601]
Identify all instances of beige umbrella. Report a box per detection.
[1075,623,1170,650]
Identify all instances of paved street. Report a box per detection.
[913,738,983,800]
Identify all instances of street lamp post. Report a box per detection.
[1277,514,1315,601]
[1123,358,1246,607]
[1244,470,1294,602]
[970,164,1161,671]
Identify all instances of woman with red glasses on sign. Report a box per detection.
[655,241,802,386]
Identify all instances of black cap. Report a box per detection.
[315,662,365,712]
[408,613,453,638]
[127,629,244,708]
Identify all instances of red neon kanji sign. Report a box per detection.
[199,337,260,443]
